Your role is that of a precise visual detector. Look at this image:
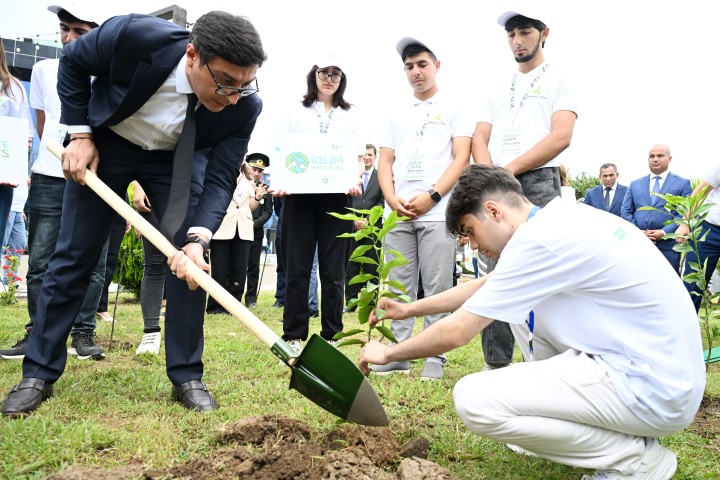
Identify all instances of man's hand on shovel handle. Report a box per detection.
[62,136,98,185]
[169,240,210,290]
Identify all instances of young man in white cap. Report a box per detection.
[374,37,473,379]
[0,4,106,362]
[360,164,704,480]
[470,10,579,371]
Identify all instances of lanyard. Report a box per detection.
[509,63,550,124]
[525,205,540,361]
[318,106,335,134]
[416,111,430,142]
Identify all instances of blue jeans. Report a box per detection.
[25,174,107,335]
[0,186,13,247]
[308,244,319,312]
[684,220,720,312]
[2,211,27,284]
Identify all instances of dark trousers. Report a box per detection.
[684,220,720,311]
[23,128,208,386]
[345,235,378,305]
[245,227,265,303]
[281,193,351,341]
[97,213,126,312]
[481,166,561,366]
[207,232,252,313]
[275,215,286,303]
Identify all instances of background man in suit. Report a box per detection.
[584,163,627,216]
[621,144,692,273]
[345,144,385,310]
[1,11,267,417]
[244,153,273,309]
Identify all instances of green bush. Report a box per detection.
[112,182,143,296]
[569,170,601,200]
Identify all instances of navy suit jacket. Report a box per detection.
[621,172,692,250]
[352,169,385,211]
[584,183,627,217]
[57,14,262,237]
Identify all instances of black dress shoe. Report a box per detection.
[272,301,284,308]
[1,378,53,417]
[171,380,218,412]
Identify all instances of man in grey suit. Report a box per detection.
[583,163,627,217]
[345,144,385,309]
[621,144,692,273]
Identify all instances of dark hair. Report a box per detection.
[599,163,618,174]
[401,44,437,63]
[0,38,22,99]
[446,164,527,238]
[190,11,267,67]
[366,143,377,155]
[302,65,351,109]
[505,15,547,48]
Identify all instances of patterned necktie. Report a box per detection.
[160,94,197,241]
[604,187,611,209]
[363,172,369,192]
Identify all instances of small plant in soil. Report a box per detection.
[328,206,411,348]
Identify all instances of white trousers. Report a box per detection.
[453,347,671,473]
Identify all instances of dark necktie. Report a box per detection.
[160,94,197,241]
[604,187,611,209]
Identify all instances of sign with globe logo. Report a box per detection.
[272,133,359,194]
[286,152,309,174]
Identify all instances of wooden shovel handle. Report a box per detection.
[47,141,280,347]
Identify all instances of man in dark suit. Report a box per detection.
[345,144,385,309]
[583,163,628,217]
[1,11,267,416]
[621,144,692,273]
[244,153,273,308]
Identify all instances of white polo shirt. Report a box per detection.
[378,90,474,221]
[29,59,65,178]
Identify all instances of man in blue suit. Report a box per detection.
[621,145,692,273]
[1,11,267,416]
[584,163,627,217]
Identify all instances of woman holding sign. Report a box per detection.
[271,55,364,354]
[0,42,33,246]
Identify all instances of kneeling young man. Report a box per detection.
[359,164,704,479]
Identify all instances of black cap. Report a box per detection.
[246,153,270,170]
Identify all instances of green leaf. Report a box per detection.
[378,256,409,277]
[352,256,379,266]
[398,294,412,303]
[328,212,361,221]
[375,308,385,320]
[349,274,376,285]
[386,279,408,294]
[336,338,366,348]
[347,207,374,216]
[337,232,358,238]
[333,328,365,339]
[358,305,372,324]
[369,206,384,228]
[374,325,398,344]
[673,243,694,253]
[350,244,373,259]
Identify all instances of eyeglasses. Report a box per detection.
[317,70,344,84]
[206,64,259,97]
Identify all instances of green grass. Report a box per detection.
[0,293,719,479]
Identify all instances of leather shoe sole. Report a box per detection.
[171,380,218,412]
[1,378,53,417]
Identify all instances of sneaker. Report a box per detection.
[581,438,677,479]
[136,332,162,355]
[68,332,105,360]
[15,283,27,298]
[272,300,284,308]
[0,332,30,360]
[96,311,113,322]
[420,362,444,380]
[481,362,510,372]
[108,282,119,293]
[371,361,410,375]
[309,310,319,319]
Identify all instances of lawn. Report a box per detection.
[0,292,718,479]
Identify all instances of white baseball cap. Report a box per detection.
[48,3,103,28]
[497,10,544,27]
[395,36,434,57]
[316,53,344,72]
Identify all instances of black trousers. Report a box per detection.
[280,193,351,341]
[208,232,252,313]
[23,128,209,386]
[345,235,378,305]
[244,227,265,303]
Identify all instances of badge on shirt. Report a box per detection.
[500,126,522,157]
[405,150,426,181]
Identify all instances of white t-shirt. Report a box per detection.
[702,164,720,226]
[284,100,365,155]
[378,90,474,221]
[29,59,66,178]
[477,62,578,169]
[462,199,705,430]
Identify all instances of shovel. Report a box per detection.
[48,141,388,427]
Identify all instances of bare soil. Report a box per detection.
[45,414,454,480]
[689,395,720,450]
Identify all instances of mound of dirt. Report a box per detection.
[690,395,720,447]
[48,414,454,479]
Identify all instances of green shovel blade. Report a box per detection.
[273,334,388,426]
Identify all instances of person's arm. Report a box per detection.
[471,122,493,165]
[131,180,151,212]
[405,136,471,217]
[359,308,492,373]
[503,110,577,176]
[253,190,273,228]
[34,109,46,140]
[378,146,414,219]
[620,185,637,226]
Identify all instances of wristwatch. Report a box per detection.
[428,188,442,203]
[184,235,210,263]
